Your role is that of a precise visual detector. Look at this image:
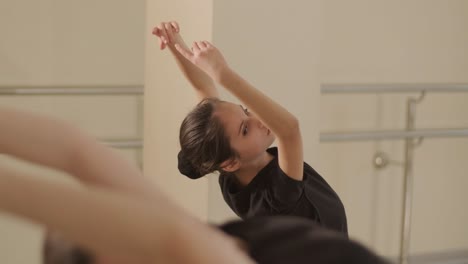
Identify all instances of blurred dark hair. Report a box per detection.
[179,98,238,178]
[43,232,94,264]
[220,216,390,264]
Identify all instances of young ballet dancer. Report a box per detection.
[153,21,347,235]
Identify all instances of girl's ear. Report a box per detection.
[220,158,240,173]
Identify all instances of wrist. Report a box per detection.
[167,36,185,50]
[214,66,234,84]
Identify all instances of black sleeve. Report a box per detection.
[267,166,305,211]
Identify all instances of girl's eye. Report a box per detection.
[242,125,248,136]
[243,108,250,115]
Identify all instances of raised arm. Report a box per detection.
[175,41,304,181]
[0,107,152,197]
[152,21,219,101]
[0,166,254,264]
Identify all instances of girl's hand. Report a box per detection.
[151,21,180,50]
[175,41,229,82]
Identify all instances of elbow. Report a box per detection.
[287,117,300,137]
[290,117,300,131]
[281,117,301,140]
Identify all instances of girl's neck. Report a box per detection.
[234,151,274,187]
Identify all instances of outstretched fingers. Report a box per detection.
[175,40,214,62]
[195,41,212,50]
[202,40,213,48]
[164,22,179,43]
[152,24,168,50]
[169,21,179,33]
[193,41,202,52]
[152,22,180,50]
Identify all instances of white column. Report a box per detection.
[144,0,213,220]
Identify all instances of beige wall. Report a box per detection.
[1,0,467,262]
[0,1,145,85]
[0,1,145,263]
[319,0,468,257]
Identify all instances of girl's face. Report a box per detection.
[213,102,275,166]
